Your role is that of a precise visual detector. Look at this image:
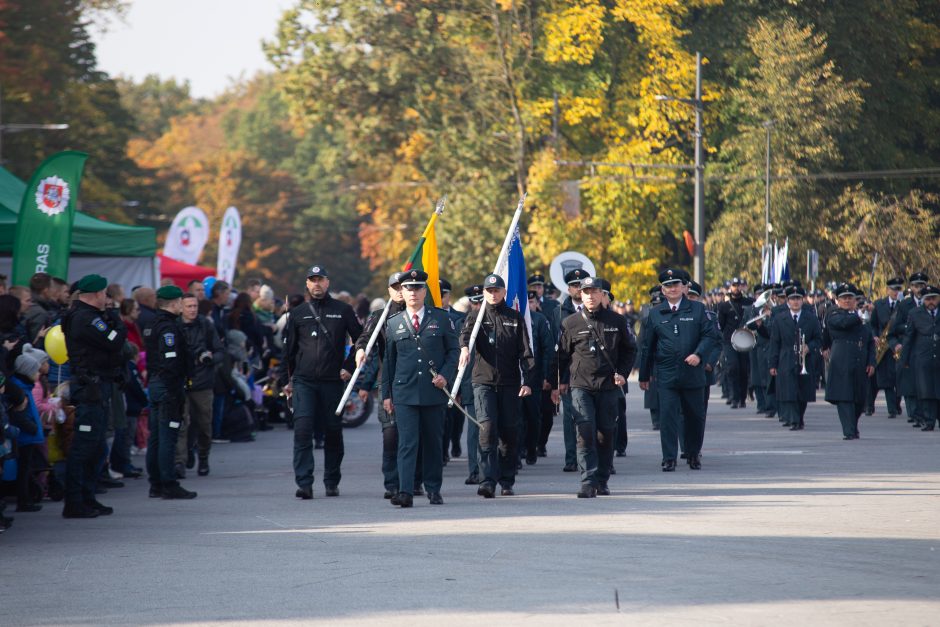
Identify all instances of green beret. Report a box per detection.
[156,285,184,300]
[77,274,107,293]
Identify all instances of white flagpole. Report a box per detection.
[334,197,447,416]
[448,193,526,405]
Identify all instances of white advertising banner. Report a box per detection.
[216,206,242,284]
[163,206,210,265]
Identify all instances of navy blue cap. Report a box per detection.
[484,274,505,289]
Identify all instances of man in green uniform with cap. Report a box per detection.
[62,274,128,518]
[146,285,197,499]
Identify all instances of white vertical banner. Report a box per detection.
[163,206,210,265]
[216,206,242,284]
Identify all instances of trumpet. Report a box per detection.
[797,330,809,375]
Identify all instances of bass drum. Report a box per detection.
[730,328,757,352]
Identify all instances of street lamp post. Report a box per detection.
[656,52,705,287]
[0,85,69,166]
[763,119,774,256]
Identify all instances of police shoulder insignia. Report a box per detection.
[163,333,176,347]
[92,318,107,332]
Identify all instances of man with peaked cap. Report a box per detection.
[900,285,940,430]
[552,267,590,471]
[639,269,720,471]
[717,277,754,409]
[61,274,128,518]
[528,272,559,337]
[554,276,636,497]
[460,273,535,498]
[146,285,198,500]
[768,286,822,430]
[521,289,555,466]
[868,276,905,418]
[355,271,411,500]
[284,264,362,499]
[891,272,930,426]
[638,285,664,430]
[824,283,876,439]
[382,270,459,507]
[460,284,484,483]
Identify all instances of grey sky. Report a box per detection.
[92,0,295,99]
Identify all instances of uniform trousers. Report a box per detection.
[146,380,185,486]
[570,388,618,487]
[520,389,542,459]
[292,378,344,489]
[377,399,423,492]
[537,392,555,451]
[65,380,111,506]
[658,385,706,462]
[395,403,444,496]
[919,399,938,428]
[184,388,214,461]
[475,384,520,488]
[615,393,628,454]
[724,348,749,404]
[778,400,807,426]
[463,402,480,476]
[836,401,863,438]
[561,391,577,466]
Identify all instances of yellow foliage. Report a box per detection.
[543,1,607,65]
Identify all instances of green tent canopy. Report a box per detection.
[0,165,157,256]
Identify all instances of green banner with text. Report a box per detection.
[11,151,88,285]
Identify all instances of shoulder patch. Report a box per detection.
[92,317,107,332]
[163,333,176,347]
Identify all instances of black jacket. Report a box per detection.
[823,309,875,403]
[638,297,720,389]
[768,309,822,402]
[181,315,225,391]
[557,306,636,392]
[460,301,535,388]
[717,295,754,344]
[145,309,192,389]
[284,294,361,382]
[62,301,128,380]
[900,306,940,400]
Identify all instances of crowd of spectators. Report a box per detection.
[0,271,377,533]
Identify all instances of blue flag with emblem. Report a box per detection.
[498,226,533,356]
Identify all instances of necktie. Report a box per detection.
[793,314,799,324]
[672,305,677,313]
[890,301,895,310]
[577,305,583,312]
[412,313,420,332]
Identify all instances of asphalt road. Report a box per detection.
[2,390,938,626]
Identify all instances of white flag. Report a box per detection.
[216,206,242,284]
[163,206,210,265]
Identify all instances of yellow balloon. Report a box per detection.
[46,324,68,365]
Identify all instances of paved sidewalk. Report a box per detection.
[2,391,938,626]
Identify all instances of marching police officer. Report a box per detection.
[768,287,822,430]
[554,268,590,471]
[717,278,754,409]
[638,269,720,471]
[522,289,555,465]
[356,272,408,499]
[892,272,929,426]
[146,285,197,500]
[899,285,940,430]
[554,276,636,497]
[639,285,664,430]
[62,274,128,518]
[528,272,559,337]
[459,273,535,498]
[824,283,876,439]
[179,292,223,477]
[284,265,362,499]
[382,270,459,507]
[869,277,905,417]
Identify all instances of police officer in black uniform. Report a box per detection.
[717,278,754,408]
[824,283,876,439]
[554,276,636,497]
[355,272,408,499]
[899,285,940,430]
[639,269,720,471]
[382,270,459,507]
[768,287,822,431]
[522,289,555,465]
[892,272,929,426]
[146,285,197,500]
[869,276,904,417]
[284,265,362,499]
[460,284,483,484]
[554,268,590,471]
[528,272,559,338]
[459,273,535,498]
[62,274,128,518]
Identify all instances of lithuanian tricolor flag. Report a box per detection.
[402,208,442,307]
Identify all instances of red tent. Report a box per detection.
[158,254,214,289]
